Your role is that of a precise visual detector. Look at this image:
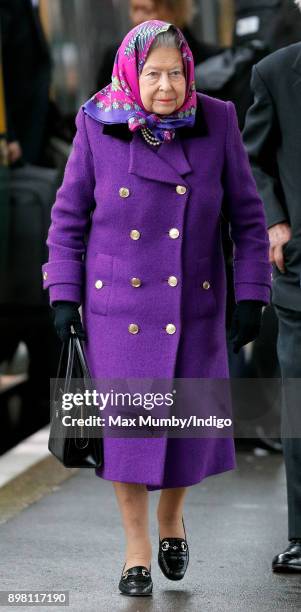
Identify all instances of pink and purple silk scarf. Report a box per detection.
[83,20,197,143]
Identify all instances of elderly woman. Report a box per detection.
[42,20,271,597]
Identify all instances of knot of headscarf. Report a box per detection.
[83,20,197,143]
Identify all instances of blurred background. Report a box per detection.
[1,0,301,455]
[41,0,301,116]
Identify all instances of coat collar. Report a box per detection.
[100,92,208,142]
[85,93,208,186]
[128,126,193,184]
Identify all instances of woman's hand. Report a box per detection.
[52,301,86,342]
[229,300,264,354]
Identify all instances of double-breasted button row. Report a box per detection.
[128,276,178,287]
[95,277,179,289]
[119,185,187,199]
[128,323,177,335]
[122,276,205,290]
[119,183,184,337]
[130,228,180,240]
[130,277,177,287]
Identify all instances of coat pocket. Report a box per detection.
[196,256,217,318]
[90,252,114,316]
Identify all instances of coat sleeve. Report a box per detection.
[222,100,272,304]
[41,107,95,305]
[242,65,288,229]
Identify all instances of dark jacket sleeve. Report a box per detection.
[242,64,288,229]
[222,101,272,304]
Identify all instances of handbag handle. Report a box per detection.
[51,328,91,425]
[70,325,91,382]
[65,334,75,390]
[69,328,93,448]
[51,332,75,405]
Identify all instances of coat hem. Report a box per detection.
[94,460,237,490]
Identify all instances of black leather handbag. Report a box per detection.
[48,330,103,468]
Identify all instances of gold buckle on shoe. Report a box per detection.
[122,568,149,579]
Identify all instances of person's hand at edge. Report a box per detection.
[268,222,292,273]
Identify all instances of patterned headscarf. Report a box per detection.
[83,20,197,143]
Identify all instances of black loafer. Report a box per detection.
[158,516,189,581]
[118,563,153,596]
[272,539,301,573]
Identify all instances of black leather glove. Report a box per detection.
[51,301,86,343]
[229,300,265,354]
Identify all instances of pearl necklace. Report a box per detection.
[141,126,161,147]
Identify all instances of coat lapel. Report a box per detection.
[128,130,193,185]
[102,93,208,186]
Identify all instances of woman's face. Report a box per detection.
[139,46,186,116]
[130,1,175,27]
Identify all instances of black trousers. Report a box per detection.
[274,304,301,540]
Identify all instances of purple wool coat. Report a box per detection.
[42,92,272,490]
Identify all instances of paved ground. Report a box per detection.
[0,449,300,612]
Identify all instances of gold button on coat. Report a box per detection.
[168,276,178,287]
[95,280,103,289]
[128,323,139,334]
[202,281,211,290]
[130,229,141,240]
[165,323,176,334]
[119,187,130,198]
[131,277,141,287]
[176,185,187,195]
[43,271,48,280]
[169,228,180,239]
